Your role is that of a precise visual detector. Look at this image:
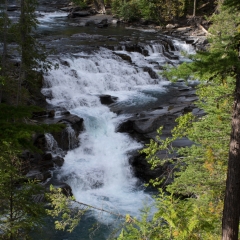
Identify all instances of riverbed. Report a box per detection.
[5,4,198,239]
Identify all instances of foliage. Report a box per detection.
[0,142,46,239]
[117,1,240,239]
[119,0,141,21]
[72,0,89,9]
[0,1,64,239]
[0,102,64,239]
[46,186,88,233]
[0,103,64,239]
[110,0,214,23]
[118,190,221,240]
[0,104,64,150]
[111,0,141,21]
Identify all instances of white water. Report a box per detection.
[42,47,163,220]
[42,40,194,223]
[45,133,64,157]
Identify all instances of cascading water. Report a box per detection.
[45,133,64,157]
[41,25,195,238]
[65,125,78,150]
[42,48,161,219]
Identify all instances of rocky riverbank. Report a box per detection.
[16,3,209,193]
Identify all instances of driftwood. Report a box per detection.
[197,23,212,35]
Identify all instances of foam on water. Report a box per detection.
[42,39,193,223]
[172,39,196,62]
[37,11,68,28]
[42,47,163,221]
[60,106,150,220]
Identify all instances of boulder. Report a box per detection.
[58,115,84,133]
[97,18,108,28]
[53,156,64,167]
[166,24,175,29]
[43,152,52,161]
[68,11,90,18]
[99,95,118,105]
[129,151,171,182]
[143,67,159,79]
[50,115,84,151]
[114,52,132,63]
[124,44,143,53]
[44,178,73,196]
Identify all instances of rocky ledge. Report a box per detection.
[21,110,85,195]
[114,82,204,183]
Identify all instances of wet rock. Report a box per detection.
[34,134,47,152]
[50,115,83,151]
[99,95,118,105]
[97,18,108,28]
[53,156,64,167]
[49,110,55,117]
[43,152,52,161]
[44,178,73,196]
[124,44,142,53]
[129,152,169,182]
[185,38,195,44]
[68,11,90,18]
[114,52,132,63]
[143,67,159,79]
[59,115,84,133]
[132,115,176,134]
[162,51,179,60]
[39,161,55,171]
[60,60,71,67]
[7,5,19,11]
[117,120,134,133]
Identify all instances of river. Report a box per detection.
[30,7,195,240]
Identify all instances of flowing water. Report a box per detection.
[36,10,195,240]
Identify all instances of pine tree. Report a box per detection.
[0,104,63,239]
[117,0,240,239]
[16,0,52,105]
[0,142,45,240]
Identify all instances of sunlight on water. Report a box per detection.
[42,47,163,221]
[42,37,194,236]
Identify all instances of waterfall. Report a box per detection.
[45,133,64,156]
[42,47,160,220]
[65,125,78,150]
[42,39,194,225]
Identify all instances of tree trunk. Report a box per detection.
[193,0,196,16]
[222,70,240,240]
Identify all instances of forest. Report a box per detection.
[0,0,240,239]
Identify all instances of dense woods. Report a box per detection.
[74,0,216,22]
[0,0,240,239]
